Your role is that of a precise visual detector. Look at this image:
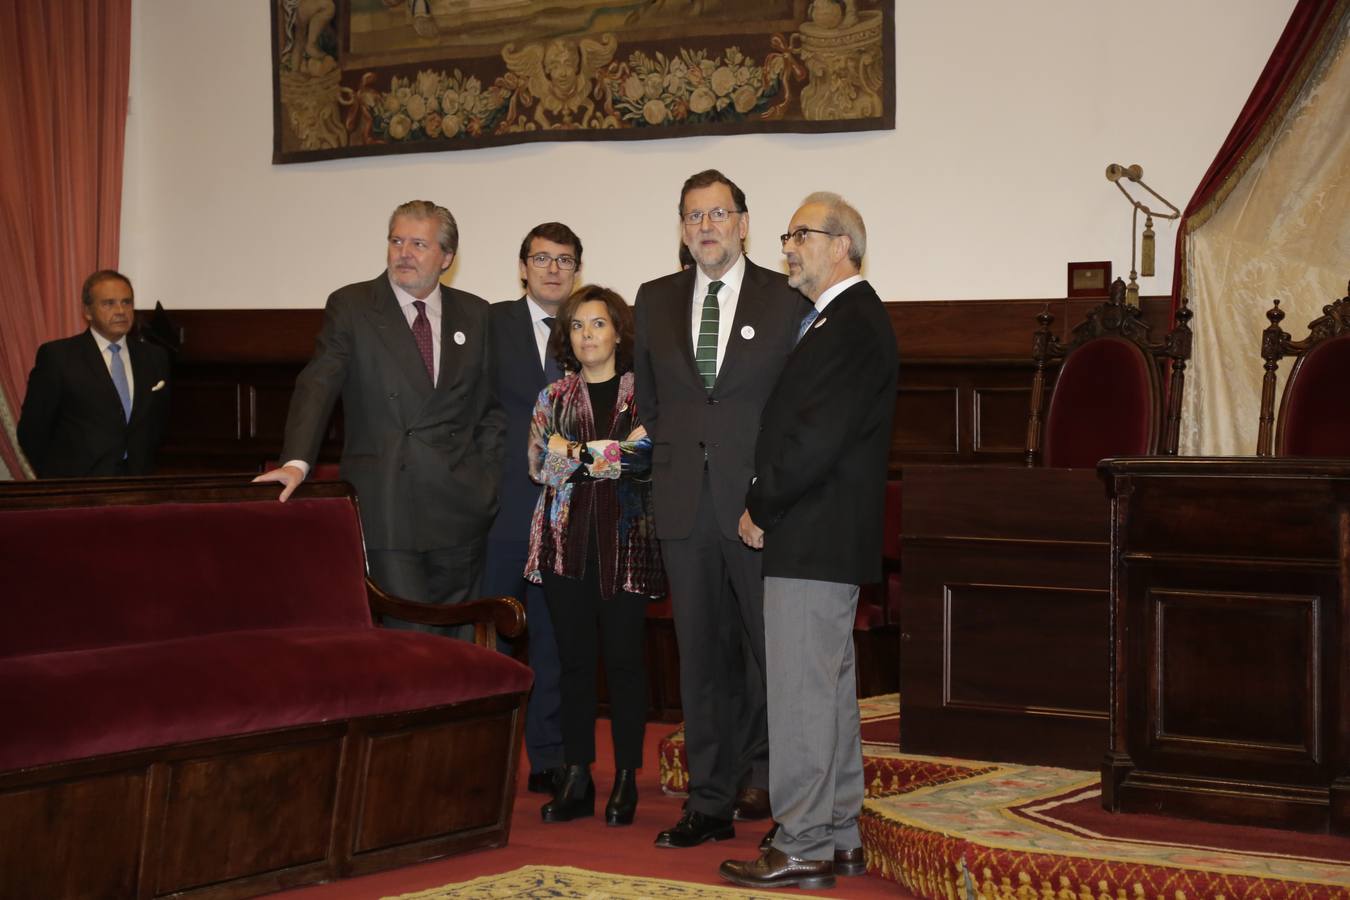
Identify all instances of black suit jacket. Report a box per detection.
[280,273,506,552]
[18,330,171,477]
[634,258,810,541]
[746,280,897,585]
[487,296,556,543]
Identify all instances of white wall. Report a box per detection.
[120,1,1296,309]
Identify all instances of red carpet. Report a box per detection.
[661,696,1350,900]
[280,718,912,898]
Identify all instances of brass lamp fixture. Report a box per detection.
[1105,163,1180,304]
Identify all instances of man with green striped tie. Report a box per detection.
[634,170,811,850]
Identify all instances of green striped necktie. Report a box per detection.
[696,280,723,390]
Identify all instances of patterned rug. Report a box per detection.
[383,864,831,899]
[658,695,1350,899]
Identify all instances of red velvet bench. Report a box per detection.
[0,477,532,900]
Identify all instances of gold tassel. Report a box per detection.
[1140,216,1155,277]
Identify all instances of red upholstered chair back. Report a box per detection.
[1025,278,1192,468]
[0,479,372,659]
[1258,283,1350,457]
[1043,337,1157,468]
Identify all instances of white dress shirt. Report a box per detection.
[812,274,864,315]
[525,294,557,370]
[390,276,442,386]
[689,253,746,375]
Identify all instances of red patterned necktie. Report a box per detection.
[411,300,435,382]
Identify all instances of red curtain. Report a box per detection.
[1171,0,1346,318]
[0,0,133,479]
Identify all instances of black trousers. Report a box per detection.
[368,542,483,642]
[541,566,648,770]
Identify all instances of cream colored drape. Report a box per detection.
[1181,16,1350,456]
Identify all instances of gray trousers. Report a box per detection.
[764,576,862,861]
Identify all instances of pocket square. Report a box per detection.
[150,380,166,392]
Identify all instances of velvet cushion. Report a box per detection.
[1279,334,1350,456]
[0,627,534,771]
[1043,337,1155,468]
[0,497,371,658]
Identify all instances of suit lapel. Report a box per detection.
[717,260,772,387]
[126,339,152,425]
[364,275,434,394]
[664,269,702,390]
[437,284,470,394]
[512,297,547,382]
[79,332,126,424]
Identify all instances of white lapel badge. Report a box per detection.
[150,380,166,392]
[813,316,828,330]
[740,325,756,340]
[453,330,466,345]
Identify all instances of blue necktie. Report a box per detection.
[796,307,820,344]
[108,343,132,421]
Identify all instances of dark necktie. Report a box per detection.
[542,316,562,382]
[411,300,435,383]
[108,342,132,421]
[796,306,820,344]
[695,280,723,390]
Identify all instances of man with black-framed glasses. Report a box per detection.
[486,221,584,797]
[721,191,897,891]
[634,169,810,850]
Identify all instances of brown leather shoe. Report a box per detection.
[733,786,771,820]
[720,848,835,890]
[834,846,866,876]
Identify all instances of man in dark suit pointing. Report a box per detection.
[721,192,897,891]
[256,200,506,635]
[18,270,171,478]
[634,170,809,848]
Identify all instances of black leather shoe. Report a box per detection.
[834,846,866,877]
[653,810,735,848]
[527,767,562,795]
[759,821,780,853]
[605,769,638,826]
[540,764,594,823]
[733,786,771,821]
[719,848,835,890]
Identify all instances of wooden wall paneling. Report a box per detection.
[139,296,1171,474]
[1102,458,1350,834]
[901,465,1111,769]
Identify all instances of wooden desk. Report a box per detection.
[900,465,1111,768]
[1101,457,1350,834]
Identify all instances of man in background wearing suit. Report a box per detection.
[635,170,809,848]
[256,200,506,636]
[485,221,581,793]
[19,270,171,477]
[721,192,897,890]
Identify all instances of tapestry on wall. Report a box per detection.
[271,0,894,163]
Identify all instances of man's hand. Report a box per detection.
[738,509,764,550]
[253,464,305,502]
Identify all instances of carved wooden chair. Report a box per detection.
[1257,280,1350,456]
[1025,278,1193,467]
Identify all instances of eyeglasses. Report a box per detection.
[779,227,841,247]
[528,253,578,271]
[682,208,739,226]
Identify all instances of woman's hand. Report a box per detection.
[547,434,570,457]
[625,424,647,442]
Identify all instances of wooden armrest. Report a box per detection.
[366,579,527,648]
